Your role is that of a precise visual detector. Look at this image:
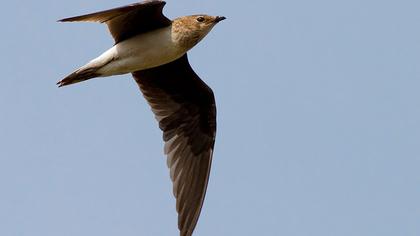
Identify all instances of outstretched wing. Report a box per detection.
[133,54,216,236]
[58,0,171,43]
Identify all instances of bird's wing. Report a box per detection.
[58,0,171,43]
[132,54,216,236]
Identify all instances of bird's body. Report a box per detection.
[90,27,182,75]
[58,1,225,236]
[81,25,189,77]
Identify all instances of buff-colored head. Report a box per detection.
[172,15,226,50]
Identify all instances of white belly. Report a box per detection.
[89,26,185,76]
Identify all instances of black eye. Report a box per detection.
[196,16,205,22]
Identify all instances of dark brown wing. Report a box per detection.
[133,54,216,236]
[58,1,171,43]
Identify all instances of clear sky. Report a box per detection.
[1,0,419,235]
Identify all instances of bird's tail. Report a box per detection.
[57,67,101,87]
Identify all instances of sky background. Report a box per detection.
[1,0,419,235]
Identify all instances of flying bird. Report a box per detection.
[57,1,225,236]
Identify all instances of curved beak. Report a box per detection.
[214,16,226,23]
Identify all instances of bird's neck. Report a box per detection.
[171,23,203,51]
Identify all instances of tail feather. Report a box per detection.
[57,67,100,87]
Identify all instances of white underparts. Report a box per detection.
[82,26,186,76]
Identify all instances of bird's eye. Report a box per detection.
[196,16,205,22]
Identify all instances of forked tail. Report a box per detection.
[57,67,101,87]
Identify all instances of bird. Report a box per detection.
[57,1,225,236]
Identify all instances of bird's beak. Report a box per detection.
[214,16,226,23]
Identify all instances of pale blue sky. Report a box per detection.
[1,0,419,235]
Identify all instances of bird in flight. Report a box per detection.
[57,1,225,236]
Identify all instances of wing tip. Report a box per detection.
[57,16,81,23]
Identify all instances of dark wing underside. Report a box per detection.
[133,54,216,236]
[58,0,171,43]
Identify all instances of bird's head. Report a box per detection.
[172,15,226,50]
